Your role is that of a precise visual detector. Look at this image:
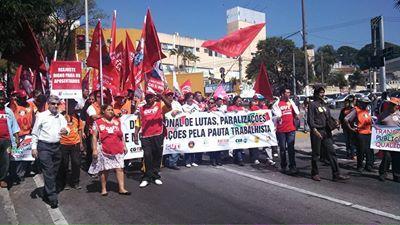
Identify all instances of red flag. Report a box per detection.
[109,10,117,55]
[133,9,166,86]
[253,63,273,101]
[201,23,265,57]
[92,69,99,91]
[87,20,120,92]
[3,20,46,73]
[180,80,192,95]
[114,41,124,77]
[123,31,135,91]
[13,65,23,91]
[82,69,90,90]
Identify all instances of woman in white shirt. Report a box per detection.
[182,93,201,168]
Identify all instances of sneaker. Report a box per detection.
[154,179,163,185]
[64,185,71,190]
[168,165,180,170]
[312,175,321,181]
[71,184,82,190]
[254,160,260,165]
[332,174,350,182]
[191,163,199,167]
[267,158,276,166]
[185,164,192,168]
[139,180,149,188]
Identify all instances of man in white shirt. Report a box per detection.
[31,95,69,209]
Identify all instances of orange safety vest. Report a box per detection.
[355,106,372,135]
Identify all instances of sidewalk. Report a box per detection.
[0,188,18,224]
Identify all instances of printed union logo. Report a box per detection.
[217,139,229,145]
[235,138,247,143]
[188,141,195,149]
[166,144,181,150]
[254,136,260,143]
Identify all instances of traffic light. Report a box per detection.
[76,35,85,50]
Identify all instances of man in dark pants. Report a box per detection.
[308,86,349,182]
[0,91,20,188]
[134,92,171,188]
[31,95,69,208]
[272,88,299,175]
[377,97,400,182]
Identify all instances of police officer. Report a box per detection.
[344,97,375,173]
[308,86,349,182]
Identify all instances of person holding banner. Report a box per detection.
[31,95,69,208]
[9,90,36,184]
[182,92,201,168]
[308,87,349,182]
[89,104,130,196]
[377,97,400,182]
[272,88,299,175]
[228,96,247,166]
[0,91,20,188]
[208,97,223,166]
[134,92,171,188]
[344,97,375,173]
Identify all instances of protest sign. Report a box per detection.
[163,110,277,154]
[371,125,400,152]
[50,61,83,99]
[11,135,35,161]
[120,114,143,159]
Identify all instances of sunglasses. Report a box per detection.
[49,102,60,106]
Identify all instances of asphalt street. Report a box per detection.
[1,109,399,224]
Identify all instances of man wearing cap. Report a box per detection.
[0,91,20,188]
[134,92,171,188]
[344,96,375,173]
[308,86,349,182]
[377,97,400,182]
[31,95,69,208]
[9,90,37,184]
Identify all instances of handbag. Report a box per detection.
[324,110,338,131]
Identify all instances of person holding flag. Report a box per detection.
[134,91,171,188]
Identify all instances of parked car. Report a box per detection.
[389,91,400,98]
[331,93,365,109]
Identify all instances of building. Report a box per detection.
[331,61,357,80]
[75,7,265,89]
[385,56,400,89]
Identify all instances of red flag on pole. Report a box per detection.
[123,31,135,91]
[114,41,124,78]
[253,63,273,101]
[82,69,90,91]
[201,23,265,57]
[180,80,192,95]
[133,9,166,86]
[13,65,23,91]
[3,20,47,73]
[87,20,120,92]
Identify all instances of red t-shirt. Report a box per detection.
[276,100,296,133]
[95,118,124,155]
[258,104,268,110]
[250,105,260,111]
[140,102,164,138]
[0,109,10,140]
[227,105,245,112]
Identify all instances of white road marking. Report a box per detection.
[220,166,400,221]
[0,188,18,224]
[33,175,69,225]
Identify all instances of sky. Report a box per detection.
[96,0,400,50]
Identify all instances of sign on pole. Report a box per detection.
[50,61,83,99]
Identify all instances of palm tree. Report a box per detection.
[169,47,184,70]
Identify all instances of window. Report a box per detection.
[204,49,208,53]
[196,47,200,52]
[209,50,213,57]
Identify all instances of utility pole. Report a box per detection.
[293,52,296,95]
[321,53,324,85]
[238,56,243,84]
[379,16,386,92]
[301,0,309,96]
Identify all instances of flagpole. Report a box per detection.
[99,20,104,105]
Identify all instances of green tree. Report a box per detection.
[348,70,366,88]
[0,0,52,56]
[169,47,184,70]
[326,72,348,88]
[246,37,313,95]
[42,0,106,60]
[356,42,400,70]
[336,46,359,65]
[314,45,336,83]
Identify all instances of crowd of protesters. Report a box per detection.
[0,84,399,209]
